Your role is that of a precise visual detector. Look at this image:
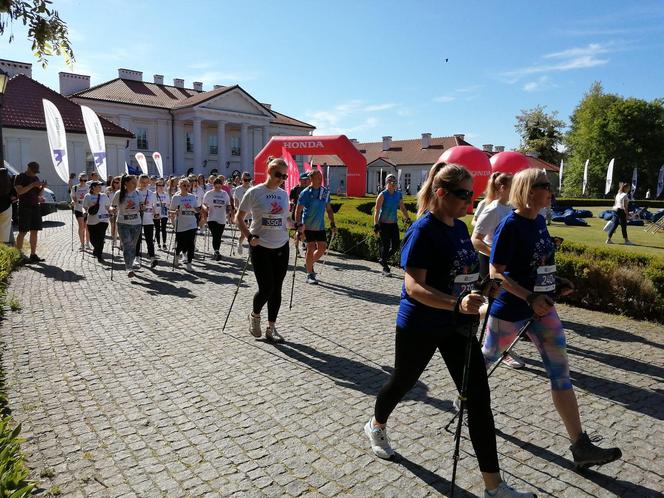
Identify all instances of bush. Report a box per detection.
[555,197,664,208]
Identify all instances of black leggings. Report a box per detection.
[154,218,168,246]
[375,326,499,473]
[379,222,400,266]
[250,242,289,322]
[607,208,628,239]
[176,229,196,263]
[88,222,108,257]
[136,224,155,258]
[208,221,226,251]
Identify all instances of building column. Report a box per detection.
[217,120,227,172]
[193,117,203,173]
[173,121,185,175]
[262,126,270,149]
[240,123,249,172]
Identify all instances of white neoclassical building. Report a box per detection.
[64,68,315,177]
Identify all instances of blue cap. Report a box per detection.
[300,172,310,180]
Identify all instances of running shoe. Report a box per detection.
[133,260,141,269]
[173,253,180,267]
[623,240,635,246]
[306,273,318,285]
[214,251,222,261]
[266,326,284,343]
[79,244,85,252]
[484,481,537,497]
[237,244,244,255]
[249,313,262,338]
[364,418,394,459]
[97,256,104,264]
[605,239,613,244]
[570,432,622,469]
[185,262,193,271]
[28,254,45,263]
[150,258,158,269]
[382,266,391,277]
[85,242,91,250]
[503,353,525,369]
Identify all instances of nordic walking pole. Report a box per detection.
[110,222,115,281]
[222,251,251,331]
[317,231,336,276]
[71,206,74,252]
[229,221,237,256]
[289,231,300,310]
[171,207,180,270]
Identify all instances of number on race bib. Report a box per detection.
[534,264,556,293]
[453,273,479,297]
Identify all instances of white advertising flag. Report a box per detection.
[135,152,148,175]
[152,152,164,178]
[582,159,589,195]
[657,164,664,198]
[604,158,614,195]
[42,99,70,184]
[631,167,638,198]
[80,105,107,180]
[559,159,564,193]
[397,169,402,190]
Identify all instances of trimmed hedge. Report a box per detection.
[329,196,664,323]
[555,197,664,208]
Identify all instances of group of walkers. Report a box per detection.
[8,156,624,497]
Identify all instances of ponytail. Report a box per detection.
[484,171,513,202]
[119,174,136,203]
[416,162,472,217]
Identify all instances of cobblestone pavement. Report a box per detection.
[2,210,663,497]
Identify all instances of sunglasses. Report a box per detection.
[242,178,251,181]
[386,179,397,183]
[532,182,552,191]
[447,188,474,201]
[156,184,164,187]
[274,172,288,180]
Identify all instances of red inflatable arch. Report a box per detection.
[254,135,367,197]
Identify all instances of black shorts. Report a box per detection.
[304,230,327,243]
[74,210,87,220]
[18,204,43,232]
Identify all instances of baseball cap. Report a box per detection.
[89,181,102,188]
[300,172,310,180]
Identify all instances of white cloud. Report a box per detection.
[434,85,483,104]
[434,95,456,103]
[364,103,397,112]
[305,100,397,136]
[523,76,554,92]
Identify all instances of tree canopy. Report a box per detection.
[515,105,565,164]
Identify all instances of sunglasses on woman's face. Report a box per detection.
[447,188,474,201]
[532,182,552,191]
[274,171,288,180]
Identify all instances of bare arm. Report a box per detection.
[471,232,492,257]
[236,210,251,240]
[490,262,553,316]
[399,198,411,222]
[373,194,384,226]
[405,267,484,314]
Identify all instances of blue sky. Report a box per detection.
[3,0,663,149]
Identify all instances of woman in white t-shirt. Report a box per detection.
[153,180,170,251]
[136,174,158,268]
[106,176,121,248]
[471,172,501,227]
[606,182,634,245]
[233,173,253,254]
[71,172,90,250]
[202,177,232,261]
[237,157,291,343]
[110,175,142,278]
[170,178,200,271]
[83,181,111,262]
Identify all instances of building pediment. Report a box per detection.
[195,87,274,118]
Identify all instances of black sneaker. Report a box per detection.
[29,254,45,263]
[97,256,104,263]
[570,432,622,469]
[214,251,221,261]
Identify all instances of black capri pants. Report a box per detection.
[175,229,196,263]
[375,326,499,473]
[207,221,226,251]
[154,218,168,246]
[379,222,400,265]
[250,242,289,322]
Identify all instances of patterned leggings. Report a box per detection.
[482,308,572,391]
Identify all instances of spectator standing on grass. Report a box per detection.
[13,161,45,263]
[606,182,634,245]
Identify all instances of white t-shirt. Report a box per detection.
[192,187,205,207]
[613,192,628,211]
[474,200,513,248]
[234,184,251,220]
[203,189,231,224]
[153,191,170,219]
[83,192,111,225]
[238,184,290,249]
[71,184,89,212]
[170,194,199,232]
[112,190,142,226]
[137,188,156,226]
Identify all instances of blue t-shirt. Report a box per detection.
[489,212,556,322]
[379,190,402,223]
[396,212,480,330]
[298,186,330,231]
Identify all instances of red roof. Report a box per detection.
[1,74,133,138]
[523,155,560,172]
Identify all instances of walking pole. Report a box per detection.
[289,231,300,310]
[171,207,180,270]
[110,226,115,281]
[222,252,251,331]
[229,222,237,256]
[485,316,536,378]
[71,207,74,252]
[317,231,336,276]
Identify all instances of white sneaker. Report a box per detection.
[79,244,85,252]
[173,253,180,267]
[605,239,613,244]
[237,243,244,255]
[185,262,193,271]
[85,243,91,250]
[364,418,394,459]
[266,326,284,343]
[503,353,525,369]
[150,257,158,269]
[484,481,536,498]
[133,260,141,269]
[306,273,318,285]
[249,313,262,338]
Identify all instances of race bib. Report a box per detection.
[213,199,225,206]
[181,210,196,216]
[98,213,109,220]
[123,214,138,221]
[534,264,556,293]
[453,272,479,297]
[262,215,283,230]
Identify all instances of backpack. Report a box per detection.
[88,194,100,215]
[0,168,12,197]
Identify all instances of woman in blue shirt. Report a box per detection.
[484,168,621,470]
[365,162,535,498]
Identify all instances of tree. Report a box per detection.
[564,82,664,197]
[0,0,74,67]
[514,105,565,164]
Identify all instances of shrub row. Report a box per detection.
[555,197,664,208]
[329,196,664,323]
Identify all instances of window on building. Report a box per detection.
[208,134,218,155]
[186,132,193,153]
[230,136,241,156]
[404,173,412,193]
[85,151,95,174]
[136,128,148,150]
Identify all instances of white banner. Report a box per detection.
[397,169,402,190]
[42,99,70,184]
[152,151,164,178]
[135,152,148,176]
[379,168,383,191]
[582,159,589,195]
[80,105,107,180]
[657,164,664,198]
[559,159,564,193]
[631,167,638,198]
[604,158,614,195]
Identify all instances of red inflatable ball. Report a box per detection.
[490,151,529,174]
[438,146,492,210]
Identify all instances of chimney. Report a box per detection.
[482,144,494,152]
[382,136,392,151]
[153,74,164,85]
[0,59,32,78]
[453,133,465,142]
[59,72,91,96]
[173,78,184,88]
[118,68,143,82]
[214,84,224,89]
[421,133,432,149]
[350,138,359,144]
[494,145,505,153]
[193,81,203,91]
[262,103,272,110]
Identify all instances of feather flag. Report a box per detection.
[135,152,148,176]
[657,164,664,198]
[42,99,70,184]
[604,158,614,195]
[558,159,564,193]
[303,160,312,173]
[80,105,107,179]
[582,159,589,195]
[152,152,164,178]
[631,167,638,198]
[316,164,325,186]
